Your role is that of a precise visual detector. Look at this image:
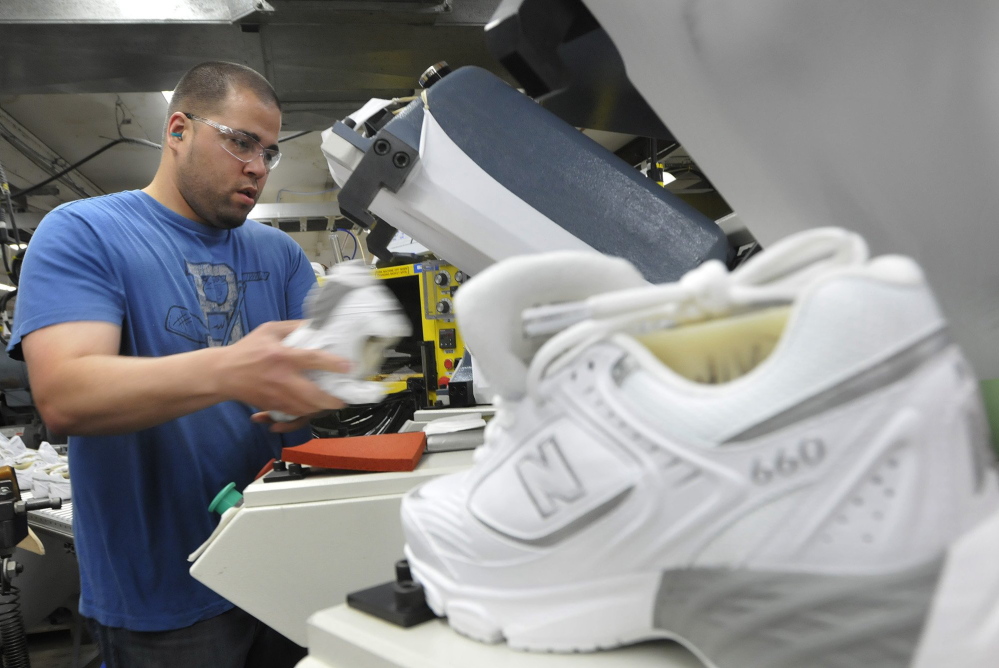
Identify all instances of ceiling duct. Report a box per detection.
[0,0,507,130]
[0,0,274,24]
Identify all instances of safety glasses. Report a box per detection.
[183,113,281,171]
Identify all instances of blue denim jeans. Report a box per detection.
[85,607,306,668]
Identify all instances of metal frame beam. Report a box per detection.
[0,107,104,201]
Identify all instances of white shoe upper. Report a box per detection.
[271,260,412,419]
[402,228,999,593]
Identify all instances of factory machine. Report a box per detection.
[372,260,466,409]
[188,3,729,652]
[195,1,999,665]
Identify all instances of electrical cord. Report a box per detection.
[279,130,312,143]
[114,99,162,151]
[276,187,338,203]
[311,391,415,438]
[10,137,159,200]
[332,229,359,260]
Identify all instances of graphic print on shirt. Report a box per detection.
[166,262,269,347]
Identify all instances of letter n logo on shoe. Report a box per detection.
[468,420,641,545]
[516,438,584,518]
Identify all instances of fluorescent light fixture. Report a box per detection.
[6,244,17,251]
[161,90,174,103]
[0,284,14,292]
[661,172,677,186]
[18,243,27,249]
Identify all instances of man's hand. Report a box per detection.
[250,411,314,433]
[216,320,351,418]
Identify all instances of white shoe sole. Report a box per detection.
[408,505,999,666]
[405,546,668,652]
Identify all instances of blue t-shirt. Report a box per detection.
[8,190,316,631]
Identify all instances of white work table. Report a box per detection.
[297,604,705,668]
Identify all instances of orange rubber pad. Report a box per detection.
[281,432,426,472]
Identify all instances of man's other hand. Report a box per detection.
[250,411,315,433]
[217,320,350,418]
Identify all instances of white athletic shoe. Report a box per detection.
[3,440,60,492]
[270,260,411,421]
[400,228,999,666]
[32,462,70,501]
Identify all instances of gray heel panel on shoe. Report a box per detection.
[654,559,943,668]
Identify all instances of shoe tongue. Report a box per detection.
[455,251,647,400]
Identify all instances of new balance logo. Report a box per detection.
[515,438,586,518]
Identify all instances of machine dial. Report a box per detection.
[454,271,467,284]
[434,271,450,287]
[436,298,453,314]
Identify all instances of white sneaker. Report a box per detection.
[32,462,70,500]
[6,440,60,492]
[0,435,28,461]
[400,228,999,665]
[270,260,412,421]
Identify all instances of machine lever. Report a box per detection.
[15,497,62,514]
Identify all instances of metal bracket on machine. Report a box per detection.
[485,0,673,138]
[335,124,420,264]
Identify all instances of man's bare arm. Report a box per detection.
[22,320,348,436]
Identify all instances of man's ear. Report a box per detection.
[166,112,188,143]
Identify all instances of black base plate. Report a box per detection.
[347,580,438,628]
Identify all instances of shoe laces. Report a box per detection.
[523,227,868,397]
[473,396,519,465]
[12,451,40,467]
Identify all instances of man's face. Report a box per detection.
[176,90,281,230]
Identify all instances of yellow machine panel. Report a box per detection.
[374,260,466,405]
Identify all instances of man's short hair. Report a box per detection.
[167,61,281,119]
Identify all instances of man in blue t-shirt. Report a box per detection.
[8,62,349,667]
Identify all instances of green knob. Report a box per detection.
[208,482,242,515]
